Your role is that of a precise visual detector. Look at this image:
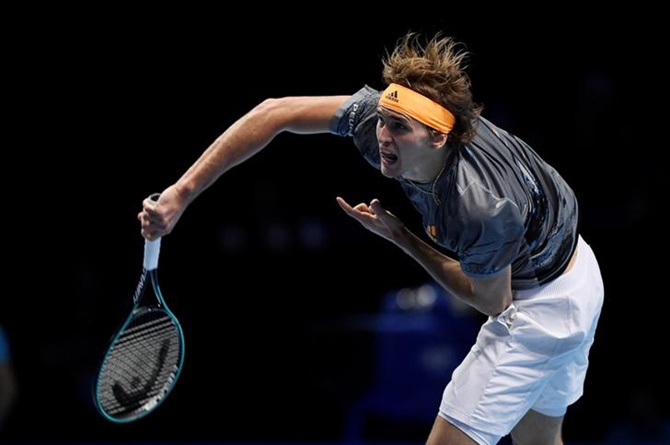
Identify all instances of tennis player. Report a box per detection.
[138,32,605,445]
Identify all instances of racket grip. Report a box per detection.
[144,237,161,270]
[144,192,162,270]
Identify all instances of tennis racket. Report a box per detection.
[94,203,185,423]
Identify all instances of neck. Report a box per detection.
[408,150,450,184]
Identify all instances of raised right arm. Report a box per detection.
[138,95,351,240]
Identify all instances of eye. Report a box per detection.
[377,113,408,132]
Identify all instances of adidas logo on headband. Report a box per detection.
[384,90,399,103]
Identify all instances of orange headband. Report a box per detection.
[379,83,455,134]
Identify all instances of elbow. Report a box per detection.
[254,97,293,118]
[482,285,514,316]
[249,97,295,132]
[489,293,514,317]
[469,270,514,317]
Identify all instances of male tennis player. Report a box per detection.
[138,32,605,445]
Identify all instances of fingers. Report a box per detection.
[369,198,383,213]
[337,196,367,216]
[139,193,163,240]
[142,195,159,214]
[335,196,350,211]
[138,212,158,240]
[336,196,363,217]
[336,196,384,220]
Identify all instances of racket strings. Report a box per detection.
[97,309,182,419]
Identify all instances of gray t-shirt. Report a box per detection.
[329,85,578,290]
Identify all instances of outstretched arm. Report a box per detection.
[138,95,350,240]
[336,197,513,317]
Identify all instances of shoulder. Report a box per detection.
[329,85,381,137]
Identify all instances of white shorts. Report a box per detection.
[438,235,604,445]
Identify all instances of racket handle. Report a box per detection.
[144,192,162,271]
[144,237,161,271]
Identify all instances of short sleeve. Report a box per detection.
[329,86,382,169]
[329,85,380,137]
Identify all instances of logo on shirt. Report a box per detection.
[347,103,359,135]
[426,225,437,242]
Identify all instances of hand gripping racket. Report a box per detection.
[94,213,185,423]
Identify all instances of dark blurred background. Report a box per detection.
[3,6,662,445]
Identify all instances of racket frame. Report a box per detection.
[93,236,185,423]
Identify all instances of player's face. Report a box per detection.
[376,107,436,182]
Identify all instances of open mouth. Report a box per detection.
[380,150,398,165]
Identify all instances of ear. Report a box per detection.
[431,131,448,148]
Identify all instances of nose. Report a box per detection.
[377,124,392,146]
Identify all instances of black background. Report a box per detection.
[3,6,660,444]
